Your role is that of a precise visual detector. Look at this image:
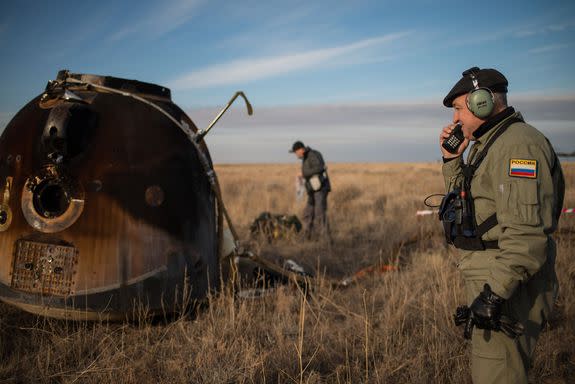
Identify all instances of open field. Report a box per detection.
[1,162,574,383]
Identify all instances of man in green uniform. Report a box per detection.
[439,67,565,383]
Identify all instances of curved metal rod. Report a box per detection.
[195,91,253,143]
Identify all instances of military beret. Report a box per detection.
[443,67,508,107]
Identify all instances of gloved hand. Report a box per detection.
[453,284,524,340]
[468,283,504,331]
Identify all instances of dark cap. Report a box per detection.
[289,141,305,153]
[443,67,508,107]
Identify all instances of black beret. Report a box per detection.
[443,67,508,107]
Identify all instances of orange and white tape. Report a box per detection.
[563,208,575,214]
[416,210,437,216]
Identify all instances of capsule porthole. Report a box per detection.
[32,180,70,218]
[21,172,85,233]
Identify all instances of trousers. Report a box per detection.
[459,243,558,384]
[303,188,329,240]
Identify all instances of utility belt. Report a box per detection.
[438,188,498,250]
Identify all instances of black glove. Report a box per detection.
[453,284,524,340]
[469,283,504,330]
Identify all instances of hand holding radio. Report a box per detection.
[440,122,469,158]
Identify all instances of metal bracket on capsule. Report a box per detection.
[0,176,13,231]
[39,75,93,109]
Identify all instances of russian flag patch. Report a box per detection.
[509,159,537,179]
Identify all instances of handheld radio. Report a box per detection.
[442,123,464,154]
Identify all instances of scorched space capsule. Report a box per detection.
[0,70,250,320]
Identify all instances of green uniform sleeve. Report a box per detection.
[442,157,464,192]
[485,143,557,299]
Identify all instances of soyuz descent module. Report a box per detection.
[0,70,249,320]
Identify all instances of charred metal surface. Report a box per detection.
[55,70,171,100]
[11,239,78,296]
[40,102,98,162]
[0,70,218,319]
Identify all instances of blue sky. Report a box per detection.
[1,0,574,162]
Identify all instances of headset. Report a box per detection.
[464,67,494,119]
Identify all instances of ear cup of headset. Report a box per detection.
[466,88,494,119]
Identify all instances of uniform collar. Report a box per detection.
[466,108,523,163]
[473,107,515,140]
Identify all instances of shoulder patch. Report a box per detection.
[509,159,537,178]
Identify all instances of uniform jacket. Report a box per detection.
[302,147,331,192]
[442,110,565,299]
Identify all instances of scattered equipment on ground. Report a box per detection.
[249,212,302,243]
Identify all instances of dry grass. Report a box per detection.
[1,162,574,383]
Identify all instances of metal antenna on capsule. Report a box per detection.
[195,91,253,143]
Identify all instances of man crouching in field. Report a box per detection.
[438,67,565,383]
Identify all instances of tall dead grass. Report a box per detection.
[0,162,573,383]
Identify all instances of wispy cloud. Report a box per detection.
[187,94,575,163]
[444,18,575,48]
[514,20,575,37]
[215,2,340,54]
[167,32,413,89]
[110,0,205,40]
[528,43,570,54]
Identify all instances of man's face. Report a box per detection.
[295,147,305,159]
[452,94,486,140]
